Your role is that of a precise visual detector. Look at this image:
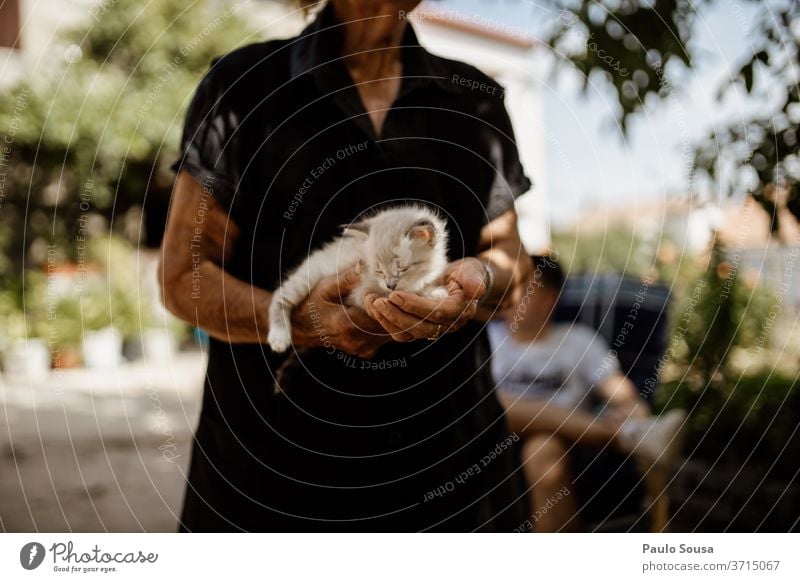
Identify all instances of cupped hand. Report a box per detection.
[363,258,487,342]
[291,264,391,359]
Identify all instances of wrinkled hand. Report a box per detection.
[364,258,487,342]
[291,264,391,359]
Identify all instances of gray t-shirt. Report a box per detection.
[487,321,620,410]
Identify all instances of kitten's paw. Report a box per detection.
[346,291,364,309]
[429,286,449,300]
[267,327,292,353]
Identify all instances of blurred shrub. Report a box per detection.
[555,224,793,470]
[0,0,254,279]
[552,226,654,279]
[0,236,153,348]
[654,239,796,473]
[665,240,776,390]
[658,375,800,480]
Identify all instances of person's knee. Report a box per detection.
[521,434,571,484]
[522,434,567,460]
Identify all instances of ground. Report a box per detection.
[0,352,205,532]
[4,349,787,532]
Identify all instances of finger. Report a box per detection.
[387,288,472,324]
[374,298,443,339]
[362,294,414,340]
[447,259,487,301]
[369,308,415,342]
[448,299,478,331]
[361,293,384,323]
[318,263,361,302]
[344,305,390,336]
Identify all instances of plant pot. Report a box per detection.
[2,338,51,383]
[141,327,177,363]
[52,345,82,369]
[83,327,123,370]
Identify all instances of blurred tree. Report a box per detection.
[691,1,800,232]
[667,237,774,389]
[655,240,793,476]
[540,0,798,229]
[552,225,654,278]
[2,0,798,276]
[0,0,253,279]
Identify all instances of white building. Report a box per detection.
[410,4,549,252]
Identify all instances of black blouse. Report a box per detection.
[172,3,532,532]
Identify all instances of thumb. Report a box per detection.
[454,260,487,301]
[319,262,362,302]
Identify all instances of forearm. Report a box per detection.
[498,392,618,446]
[162,258,271,344]
[473,210,530,319]
[598,373,650,419]
[159,172,274,344]
[477,242,526,307]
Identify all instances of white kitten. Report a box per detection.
[267,205,450,353]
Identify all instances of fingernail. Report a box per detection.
[389,292,404,306]
[377,300,389,313]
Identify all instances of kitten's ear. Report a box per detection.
[341,219,370,239]
[407,219,436,247]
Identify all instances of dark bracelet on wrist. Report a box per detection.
[476,261,494,308]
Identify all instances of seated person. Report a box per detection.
[489,255,685,532]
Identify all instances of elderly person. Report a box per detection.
[160,0,532,531]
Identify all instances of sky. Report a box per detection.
[439,0,763,226]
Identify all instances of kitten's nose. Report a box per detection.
[386,279,398,290]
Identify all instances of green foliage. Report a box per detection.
[551,226,655,278]
[554,225,788,468]
[655,238,789,469]
[0,272,50,342]
[693,1,800,229]
[547,0,695,133]
[0,0,253,277]
[0,236,153,347]
[542,0,799,227]
[657,374,800,479]
[667,239,776,388]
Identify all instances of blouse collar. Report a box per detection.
[288,2,461,97]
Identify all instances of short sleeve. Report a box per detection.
[171,63,240,212]
[484,96,533,221]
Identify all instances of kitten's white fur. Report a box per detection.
[268,205,449,353]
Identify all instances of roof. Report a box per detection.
[411,3,535,49]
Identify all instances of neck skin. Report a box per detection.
[509,315,553,343]
[507,291,557,343]
[331,2,410,81]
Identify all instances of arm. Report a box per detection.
[596,372,650,420]
[158,171,267,344]
[363,209,530,340]
[497,391,621,446]
[158,171,389,356]
[474,208,532,319]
